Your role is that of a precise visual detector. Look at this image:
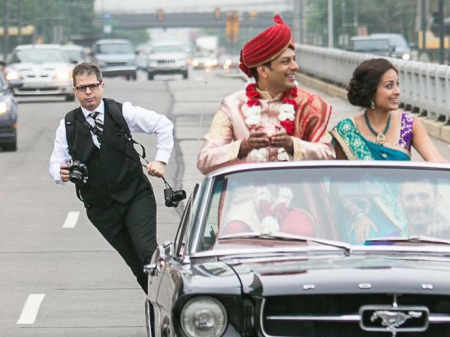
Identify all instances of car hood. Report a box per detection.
[95,54,135,62]
[149,52,186,60]
[8,62,72,72]
[222,255,450,296]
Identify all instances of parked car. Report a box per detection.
[351,34,411,60]
[4,44,75,101]
[62,44,90,64]
[145,161,450,337]
[350,36,394,57]
[0,73,22,151]
[92,39,137,80]
[147,42,188,80]
[370,33,411,60]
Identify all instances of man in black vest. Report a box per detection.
[49,63,174,293]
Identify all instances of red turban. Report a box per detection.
[239,14,295,77]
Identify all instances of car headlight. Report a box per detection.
[6,70,21,81]
[53,71,72,80]
[180,296,227,337]
[402,53,410,60]
[0,98,11,115]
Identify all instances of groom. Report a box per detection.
[197,14,335,175]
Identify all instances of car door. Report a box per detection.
[149,184,199,335]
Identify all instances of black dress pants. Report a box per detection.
[86,182,157,294]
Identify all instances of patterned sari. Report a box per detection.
[329,112,415,244]
[329,112,414,161]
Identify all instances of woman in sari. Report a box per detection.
[330,58,448,243]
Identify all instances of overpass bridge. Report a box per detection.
[95,11,295,30]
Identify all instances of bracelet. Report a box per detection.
[352,212,368,222]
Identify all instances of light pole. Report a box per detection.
[3,0,9,61]
[438,0,445,64]
[328,0,334,48]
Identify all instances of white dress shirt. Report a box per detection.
[49,100,174,184]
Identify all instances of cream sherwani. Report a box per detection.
[197,87,335,175]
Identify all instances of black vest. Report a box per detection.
[65,98,149,207]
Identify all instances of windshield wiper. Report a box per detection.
[219,232,351,255]
[365,235,450,246]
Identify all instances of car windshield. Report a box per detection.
[353,39,390,51]
[64,50,85,62]
[96,43,134,54]
[151,45,183,53]
[197,166,450,252]
[9,49,67,63]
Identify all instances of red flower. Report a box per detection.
[246,83,257,92]
[247,99,260,107]
[280,121,295,135]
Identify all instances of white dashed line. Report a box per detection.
[17,294,45,325]
[62,211,80,228]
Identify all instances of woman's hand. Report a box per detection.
[353,216,379,242]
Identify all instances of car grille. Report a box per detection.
[19,87,59,91]
[157,59,176,64]
[24,74,50,78]
[105,62,127,66]
[262,294,450,336]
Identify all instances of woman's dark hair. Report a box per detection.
[347,58,397,109]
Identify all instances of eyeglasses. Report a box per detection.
[75,82,102,93]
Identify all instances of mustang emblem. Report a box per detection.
[371,310,423,330]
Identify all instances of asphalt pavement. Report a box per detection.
[0,67,448,337]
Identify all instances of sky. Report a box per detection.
[94,0,292,13]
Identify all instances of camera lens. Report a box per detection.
[70,170,83,184]
[173,190,187,202]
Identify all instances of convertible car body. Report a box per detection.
[145,161,450,337]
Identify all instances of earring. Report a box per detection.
[371,100,375,109]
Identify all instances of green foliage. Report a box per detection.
[306,0,450,47]
[0,0,96,47]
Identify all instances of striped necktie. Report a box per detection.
[88,111,103,144]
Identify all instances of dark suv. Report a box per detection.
[0,73,22,151]
[92,39,137,80]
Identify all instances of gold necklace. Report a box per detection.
[364,111,391,145]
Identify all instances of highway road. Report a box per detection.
[0,67,449,336]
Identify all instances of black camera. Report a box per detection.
[67,160,89,185]
[164,187,186,207]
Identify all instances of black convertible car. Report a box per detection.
[145,161,450,337]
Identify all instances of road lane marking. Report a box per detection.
[17,294,45,324]
[63,211,79,228]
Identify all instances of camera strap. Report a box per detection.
[79,118,148,169]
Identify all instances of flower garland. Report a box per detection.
[244,84,297,163]
[254,186,294,234]
[244,83,297,136]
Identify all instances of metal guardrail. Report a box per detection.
[295,44,450,123]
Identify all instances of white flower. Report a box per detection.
[278,104,295,121]
[254,187,272,203]
[245,114,261,126]
[245,105,262,126]
[275,187,294,207]
[277,148,290,161]
[245,105,262,116]
[249,148,268,162]
[261,216,279,234]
